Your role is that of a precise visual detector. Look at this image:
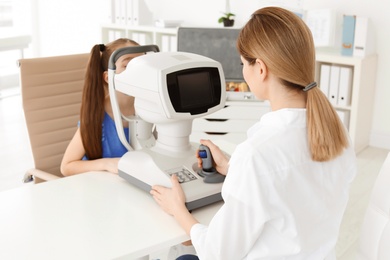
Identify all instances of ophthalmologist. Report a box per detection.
[151,7,356,260]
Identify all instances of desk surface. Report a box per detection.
[0,172,222,260]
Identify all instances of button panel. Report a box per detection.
[166,167,197,183]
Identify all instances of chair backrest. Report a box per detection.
[19,53,89,182]
[356,152,390,260]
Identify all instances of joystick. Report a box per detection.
[198,144,225,183]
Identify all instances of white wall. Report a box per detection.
[32,0,390,150]
[32,0,108,56]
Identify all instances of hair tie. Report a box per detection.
[99,44,106,52]
[303,82,317,92]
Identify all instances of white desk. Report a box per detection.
[0,172,222,260]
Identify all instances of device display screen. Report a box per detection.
[167,67,221,115]
[177,71,213,109]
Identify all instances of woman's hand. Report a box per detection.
[150,175,187,216]
[150,175,199,235]
[197,139,230,175]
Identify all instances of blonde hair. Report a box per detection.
[237,7,349,162]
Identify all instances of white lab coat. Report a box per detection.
[190,108,356,260]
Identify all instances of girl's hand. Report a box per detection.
[196,139,230,175]
[104,158,120,174]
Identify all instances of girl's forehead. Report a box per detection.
[117,52,143,61]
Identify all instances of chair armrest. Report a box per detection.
[23,168,62,183]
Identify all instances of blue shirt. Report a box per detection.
[82,112,129,160]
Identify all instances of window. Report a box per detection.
[0,0,32,94]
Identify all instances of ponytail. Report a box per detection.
[306,87,349,161]
[80,44,105,159]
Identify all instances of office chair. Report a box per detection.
[356,152,390,260]
[18,53,89,183]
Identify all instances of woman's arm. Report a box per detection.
[60,128,120,176]
[152,143,268,259]
[151,139,231,233]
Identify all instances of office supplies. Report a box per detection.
[338,67,353,106]
[319,64,331,98]
[329,65,340,106]
[341,15,356,56]
[127,0,153,26]
[108,46,227,210]
[336,110,350,129]
[353,16,375,57]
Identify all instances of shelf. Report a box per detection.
[316,51,376,66]
[316,51,378,152]
[101,24,177,34]
[101,24,178,51]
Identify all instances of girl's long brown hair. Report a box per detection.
[80,38,139,159]
[237,7,349,162]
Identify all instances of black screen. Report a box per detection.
[167,67,221,115]
[177,71,213,109]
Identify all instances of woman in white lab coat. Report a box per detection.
[151,6,356,260]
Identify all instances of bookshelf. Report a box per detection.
[316,51,377,152]
[101,24,178,52]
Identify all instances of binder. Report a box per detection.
[170,35,178,51]
[338,67,353,106]
[138,33,147,45]
[328,65,340,106]
[353,16,375,57]
[114,0,121,24]
[108,0,116,23]
[161,35,170,52]
[341,15,356,56]
[120,0,126,24]
[126,0,133,25]
[132,0,139,25]
[336,110,350,129]
[115,0,126,24]
[160,35,177,52]
[319,64,331,98]
[129,0,153,26]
